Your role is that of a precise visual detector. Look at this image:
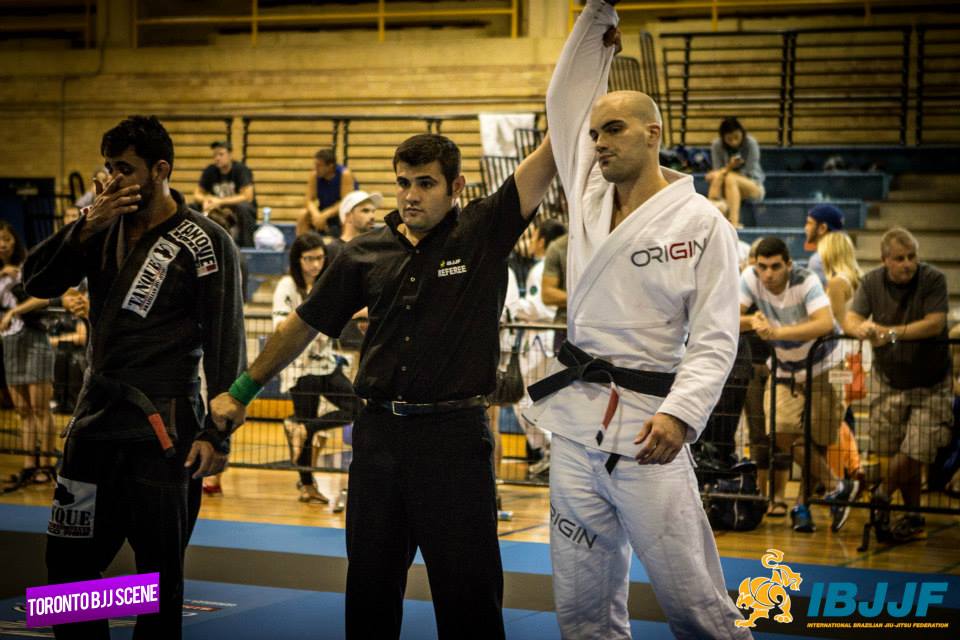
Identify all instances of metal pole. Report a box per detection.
[378,0,386,42]
[252,0,258,47]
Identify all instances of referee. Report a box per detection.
[212,133,555,639]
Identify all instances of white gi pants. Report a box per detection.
[550,435,752,639]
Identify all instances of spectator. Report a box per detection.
[707,116,765,228]
[48,288,89,415]
[540,232,568,353]
[324,190,382,265]
[296,148,359,239]
[741,239,772,495]
[845,226,952,542]
[506,218,565,477]
[194,140,257,247]
[274,233,362,504]
[818,231,865,526]
[74,166,109,209]
[207,206,250,302]
[740,236,853,533]
[805,203,845,284]
[0,221,57,490]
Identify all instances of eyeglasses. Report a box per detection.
[300,255,324,263]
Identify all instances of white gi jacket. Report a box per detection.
[523,0,740,456]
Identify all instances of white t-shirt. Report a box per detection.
[272,275,339,392]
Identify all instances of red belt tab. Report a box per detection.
[147,413,176,458]
[602,385,619,429]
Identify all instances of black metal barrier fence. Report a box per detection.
[5,311,958,528]
[799,335,960,514]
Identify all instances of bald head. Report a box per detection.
[594,91,662,126]
[588,91,664,185]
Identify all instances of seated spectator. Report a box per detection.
[0,221,57,490]
[739,237,852,533]
[194,140,257,247]
[707,117,765,228]
[275,233,362,504]
[805,204,845,284]
[845,226,952,542]
[324,191,382,265]
[296,149,358,239]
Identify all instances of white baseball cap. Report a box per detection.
[339,190,383,224]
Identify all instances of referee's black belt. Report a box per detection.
[372,395,487,417]
[527,341,676,402]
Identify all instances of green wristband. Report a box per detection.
[229,372,263,405]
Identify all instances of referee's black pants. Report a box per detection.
[45,402,202,640]
[345,404,505,639]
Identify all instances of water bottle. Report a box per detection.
[262,206,272,224]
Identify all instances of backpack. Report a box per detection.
[704,460,766,532]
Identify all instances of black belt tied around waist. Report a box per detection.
[68,373,194,457]
[527,341,677,474]
[372,395,487,417]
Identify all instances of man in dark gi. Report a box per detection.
[211,133,556,639]
[24,115,245,639]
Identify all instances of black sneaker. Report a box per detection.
[890,514,927,542]
[870,494,893,543]
[825,478,860,532]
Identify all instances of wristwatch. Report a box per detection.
[886,328,898,344]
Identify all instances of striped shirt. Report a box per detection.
[740,266,836,378]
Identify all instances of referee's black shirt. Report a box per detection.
[297,175,530,403]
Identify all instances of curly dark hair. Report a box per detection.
[101,115,175,178]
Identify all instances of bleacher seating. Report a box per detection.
[693,172,889,201]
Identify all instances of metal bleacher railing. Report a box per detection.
[659,25,960,147]
[132,0,520,48]
[240,113,488,221]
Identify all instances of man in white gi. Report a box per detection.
[524,1,750,637]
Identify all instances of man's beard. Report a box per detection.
[134,179,155,215]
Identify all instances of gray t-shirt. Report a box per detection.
[850,263,949,389]
[542,234,568,324]
[711,133,765,186]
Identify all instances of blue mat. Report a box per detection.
[4,504,959,607]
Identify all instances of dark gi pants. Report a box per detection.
[46,397,202,640]
[345,404,504,639]
[290,366,363,485]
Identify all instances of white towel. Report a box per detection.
[479,112,536,157]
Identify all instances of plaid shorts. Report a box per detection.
[867,372,953,464]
